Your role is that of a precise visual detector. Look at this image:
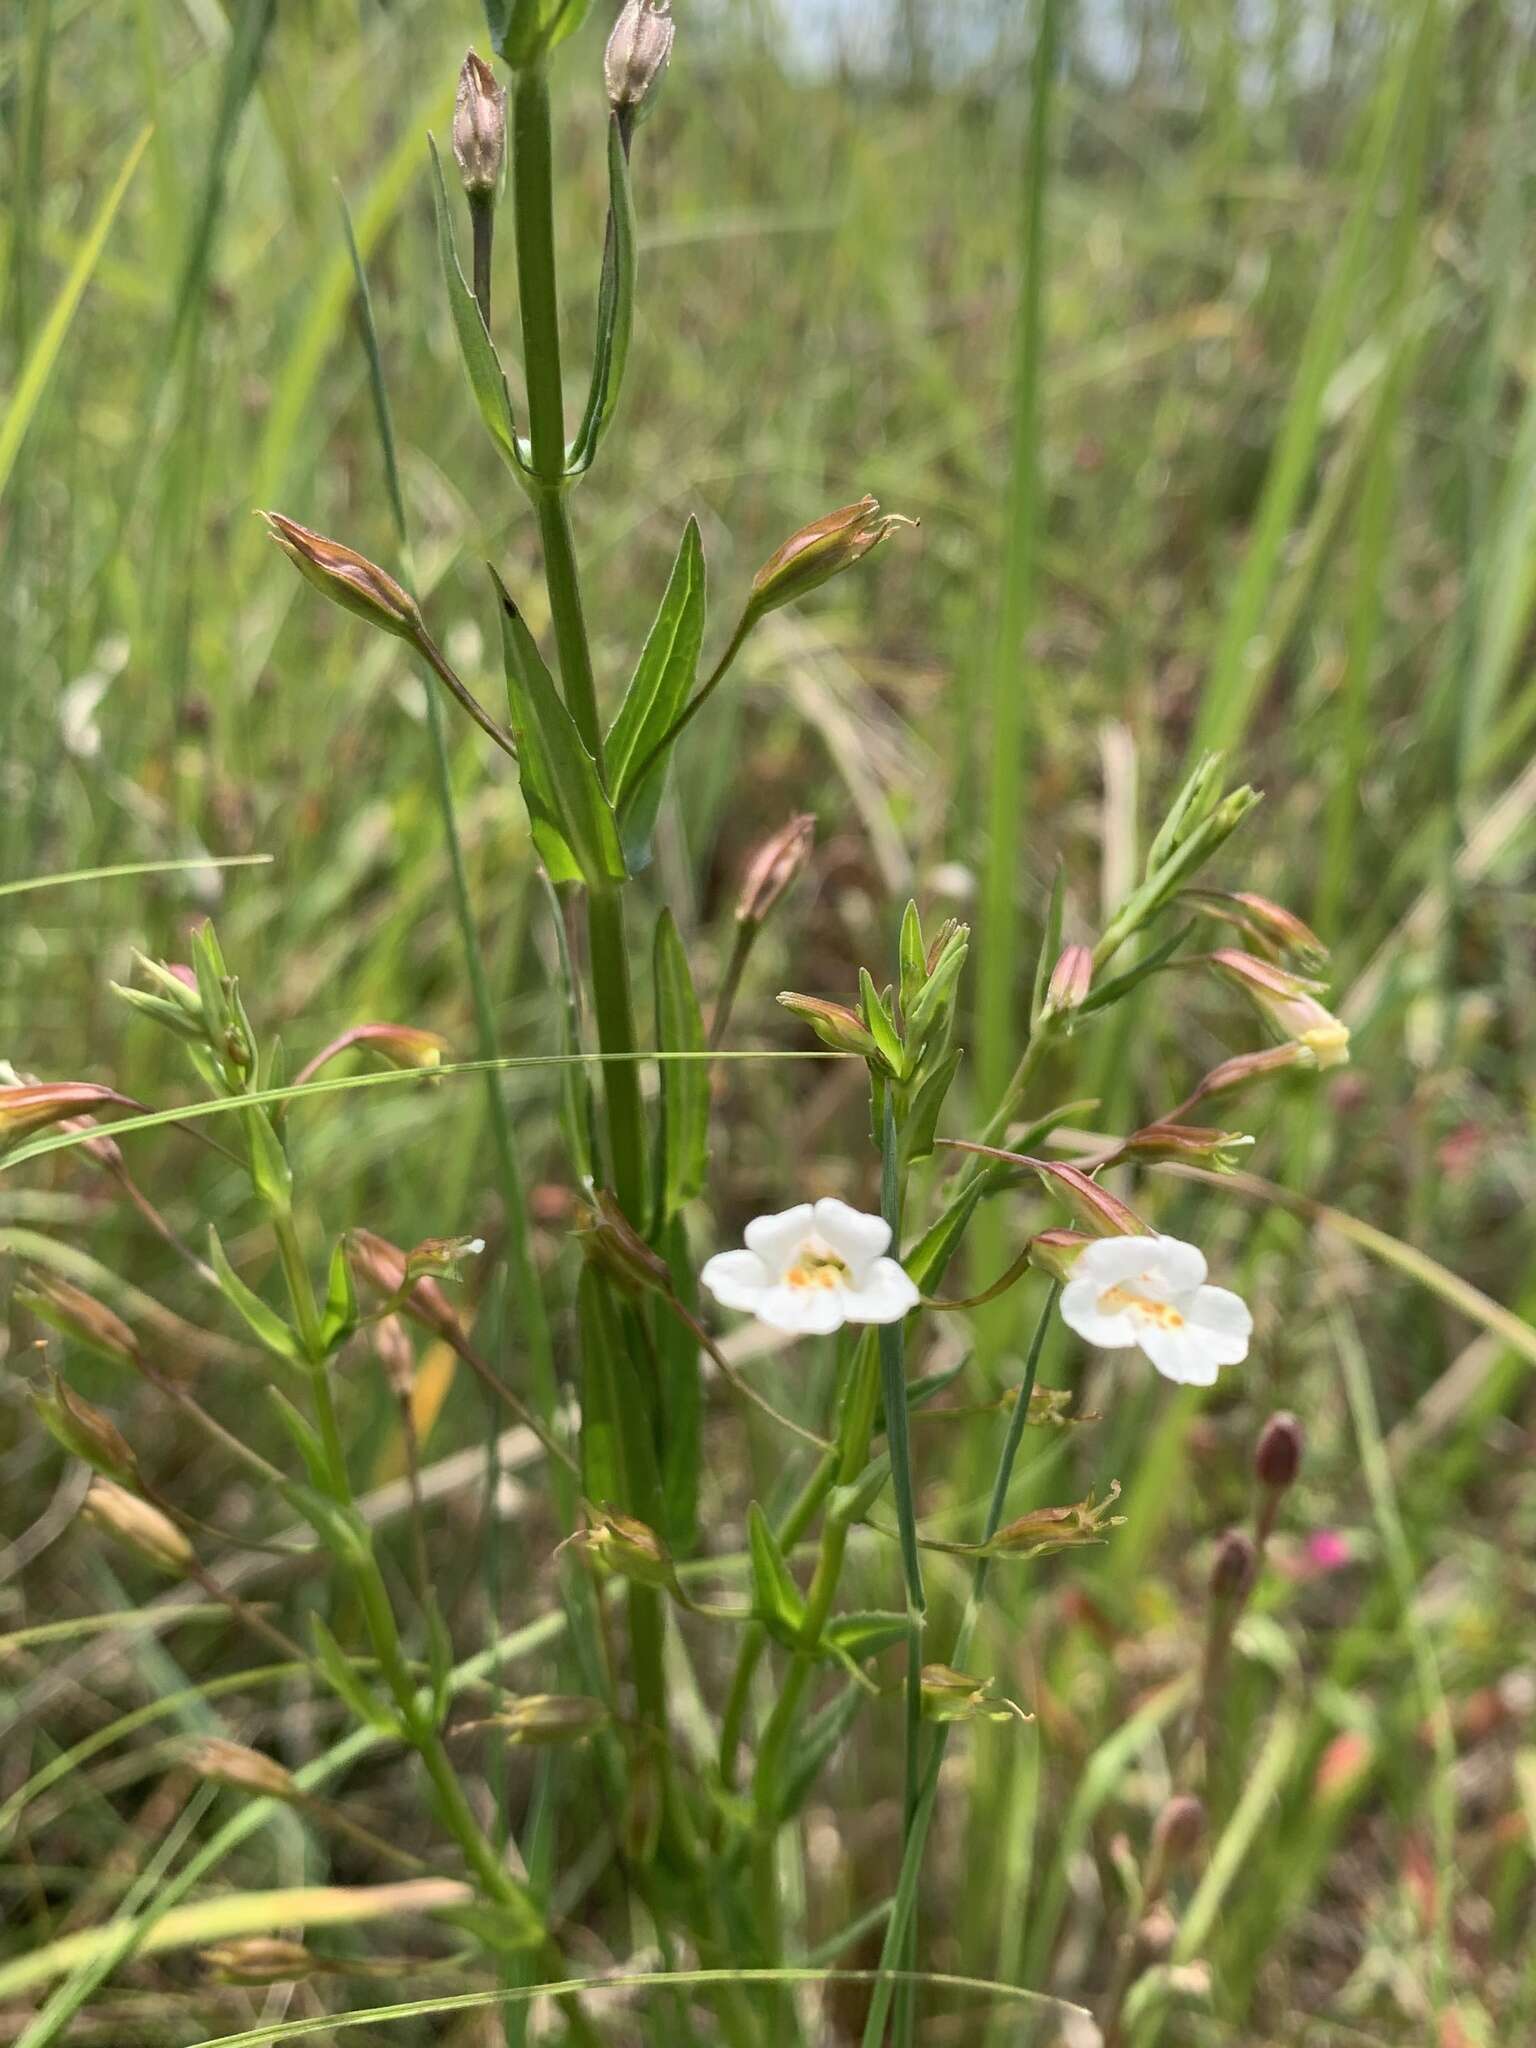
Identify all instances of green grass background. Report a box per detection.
[3,1,1535,2042]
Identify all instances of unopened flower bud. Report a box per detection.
[202,1938,320,1985]
[583,1189,673,1299]
[1180,1042,1314,1113]
[345,1228,462,1344]
[183,1736,299,1802]
[563,1506,680,1595]
[1207,949,1350,1069]
[453,51,506,194]
[919,1663,1029,1725]
[0,1081,132,1157]
[1042,943,1092,1019]
[299,1023,448,1084]
[81,1478,194,1576]
[1151,1792,1205,1865]
[1254,1410,1304,1492]
[15,1270,139,1369]
[1034,1160,1148,1239]
[737,813,815,926]
[604,0,674,130]
[748,498,913,617]
[1118,1122,1254,1173]
[493,1693,610,1745]
[1135,1904,1179,1961]
[1184,889,1328,974]
[261,514,423,644]
[1027,1227,1091,1282]
[776,992,887,1067]
[373,1314,416,1397]
[1209,1525,1257,1603]
[32,1375,137,1483]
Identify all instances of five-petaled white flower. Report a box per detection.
[1058,1234,1251,1386]
[701,1199,920,1336]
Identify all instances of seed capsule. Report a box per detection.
[453,51,506,194]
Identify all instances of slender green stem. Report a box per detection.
[586,886,649,1224]
[860,1286,1057,2048]
[469,187,495,329]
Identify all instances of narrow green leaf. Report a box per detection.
[901,1047,961,1169]
[492,572,626,887]
[427,137,523,473]
[823,1611,909,1662]
[266,1387,332,1494]
[748,1500,806,1643]
[608,518,707,872]
[319,1237,359,1350]
[656,1211,702,1554]
[1029,862,1065,1026]
[309,1615,397,1735]
[859,968,906,1078]
[576,1266,662,1524]
[206,1227,303,1365]
[568,116,637,474]
[653,909,708,1221]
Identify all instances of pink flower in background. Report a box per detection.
[1305,1529,1351,1573]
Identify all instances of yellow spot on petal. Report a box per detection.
[785,1239,850,1291]
[1100,1283,1186,1330]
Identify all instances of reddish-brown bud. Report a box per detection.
[604,0,674,126]
[1254,1410,1304,1492]
[16,1270,139,1369]
[453,50,506,194]
[749,498,913,616]
[1179,1042,1314,1112]
[0,1082,133,1156]
[1209,1526,1258,1603]
[1118,1121,1253,1172]
[1184,889,1328,974]
[345,1228,463,1344]
[737,814,815,926]
[81,1478,194,1576]
[1207,949,1350,1069]
[1042,942,1092,1019]
[776,991,887,1067]
[32,1374,137,1483]
[1151,1792,1206,1865]
[183,1736,299,1802]
[260,513,423,644]
[1035,1160,1149,1239]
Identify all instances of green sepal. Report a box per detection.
[822,1609,909,1662]
[859,968,906,1079]
[827,1453,891,1528]
[1029,862,1066,1028]
[900,1045,961,1168]
[898,900,926,1014]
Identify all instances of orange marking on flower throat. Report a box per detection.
[786,1241,849,1291]
[1099,1283,1186,1330]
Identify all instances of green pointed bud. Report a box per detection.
[748,498,913,618]
[261,513,424,644]
[1026,1227,1091,1282]
[776,992,888,1068]
[582,1189,673,1299]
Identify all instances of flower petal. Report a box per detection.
[811,1197,892,1279]
[1187,1284,1252,1363]
[1059,1276,1140,1349]
[700,1248,773,1313]
[751,1283,849,1336]
[1150,1234,1207,1291]
[743,1205,816,1278]
[840,1256,920,1325]
[1071,1235,1170,1288]
[1136,1322,1223,1386]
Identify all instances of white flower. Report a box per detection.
[700,1198,920,1336]
[1058,1234,1251,1386]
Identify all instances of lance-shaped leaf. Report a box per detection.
[568,118,636,475]
[607,518,706,871]
[207,1226,303,1366]
[655,1210,702,1553]
[492,571,626,887]
[823,1610,909,1662]
[428,138,525,474]
[653,909,707,1221]
[748,1500,805,1645]
[576,1267,662,1525]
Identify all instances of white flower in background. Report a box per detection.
[701,1198,920,1336]
[1058,1234,1251,1386]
